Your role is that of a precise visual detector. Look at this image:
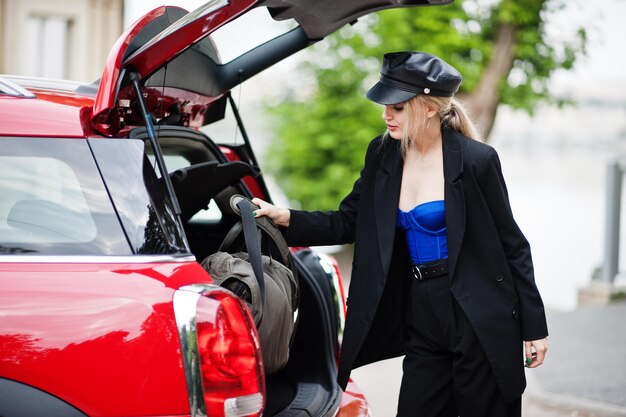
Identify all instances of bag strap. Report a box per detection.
[236,199,267,305]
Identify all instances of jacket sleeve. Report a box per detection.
[479,148,548,341]
[283,137,381,247]
[284,177,361,246]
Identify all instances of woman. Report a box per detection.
[253,51,548,417]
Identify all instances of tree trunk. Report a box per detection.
[462,23,517,141]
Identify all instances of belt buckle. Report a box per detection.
[412,265,423,281]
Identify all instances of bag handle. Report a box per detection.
[220,196,292,268]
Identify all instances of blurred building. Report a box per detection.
[0,0,123,82]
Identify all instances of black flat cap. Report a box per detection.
[366,51,462,105]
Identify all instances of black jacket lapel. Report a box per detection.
[443,128,466,281]
[374,139,403,281]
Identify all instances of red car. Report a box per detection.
[0,1,450,416]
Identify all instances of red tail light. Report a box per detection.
[196,290,265,417]
[174,285,266,416]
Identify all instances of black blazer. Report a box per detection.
[285,127,548,402]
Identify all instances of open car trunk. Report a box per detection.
[130,126,343,416]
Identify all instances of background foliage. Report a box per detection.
[266,0,586,210]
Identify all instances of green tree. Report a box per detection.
[267,0,586,210]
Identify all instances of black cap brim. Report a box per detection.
[366,81,417,105]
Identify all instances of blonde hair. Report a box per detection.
[392,95,482,157]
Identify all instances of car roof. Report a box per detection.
[0,75,96,137]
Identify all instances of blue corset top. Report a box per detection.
[397,200,448,264]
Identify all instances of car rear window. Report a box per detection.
[210,7,297,63]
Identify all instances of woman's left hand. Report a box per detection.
[524,338,548,368]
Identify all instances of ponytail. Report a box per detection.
[440,98,482,141]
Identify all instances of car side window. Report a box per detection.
[0,156,97,244]
[0,137,129,255]
[88,138,189,255]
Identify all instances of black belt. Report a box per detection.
[411,259,449,281]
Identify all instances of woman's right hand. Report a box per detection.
[251,198,291,227]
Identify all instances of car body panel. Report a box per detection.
[0,260,209,416]
[337,380,370,417]
[0,88,93,137]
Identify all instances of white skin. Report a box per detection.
[252,99,548,368]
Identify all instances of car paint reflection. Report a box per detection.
[0,261,209,415]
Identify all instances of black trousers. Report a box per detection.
[396,271,521,417]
